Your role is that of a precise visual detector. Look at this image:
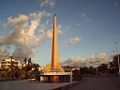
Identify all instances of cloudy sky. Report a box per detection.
[0,0,120,66]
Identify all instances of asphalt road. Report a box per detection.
[0,80,70,90]
[70,77,120,90]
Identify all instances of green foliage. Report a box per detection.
[98,64,108,73]
[0,63,41,80]
[108,54,120,74]
[0,66,26,80]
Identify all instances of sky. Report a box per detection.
[0,0,120,67]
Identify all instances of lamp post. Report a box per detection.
[115,42,120,76]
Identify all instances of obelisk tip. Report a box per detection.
[54,13,56,16]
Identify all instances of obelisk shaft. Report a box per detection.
[51,14,58,69]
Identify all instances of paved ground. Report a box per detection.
[0,80,70,90]
[70,77,120,90]
[0,77,120,90]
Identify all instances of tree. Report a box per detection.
[80,66,89,75]
[28,58,32,66]
[109,54,120,74]
[98,63,108,73]
[88,66,96,75]
[113,54,120,67]
[24,58,27,65]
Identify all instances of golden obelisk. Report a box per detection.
[42,14,71,83]
[52,13,58,69]
[51,14,64,82]
[43,14,64,83]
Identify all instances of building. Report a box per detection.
[63,66,80,72]
[0,58,22,69]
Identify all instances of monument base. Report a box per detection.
[40,72,72,83]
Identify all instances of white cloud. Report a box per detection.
[61,56,87,67]
[12,47,35,60]
[6,12,43,47]
[46,29,53,38]
[61,53,109,67]
[45,24,64,39]
[67,37,81,45]
[0,11,65,62]
[0,46,10,59]
[89,53,109,66]
[7,15,29,26]
[40,0,56,8]
[0,11,51,62]
[57,24,64,35]
[0,35,5,43]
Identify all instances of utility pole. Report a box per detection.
[115,42,120,76]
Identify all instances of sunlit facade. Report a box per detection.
[0,58,22,69]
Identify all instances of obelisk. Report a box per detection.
[42,14,71,83]
[51,14,58,69]
[51,14,59,82]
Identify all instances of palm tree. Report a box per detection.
[24,58,27,65]
[28,58,31,66]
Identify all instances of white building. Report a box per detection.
[0,58,22,69]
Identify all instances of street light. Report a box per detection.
[114,42,120,76]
